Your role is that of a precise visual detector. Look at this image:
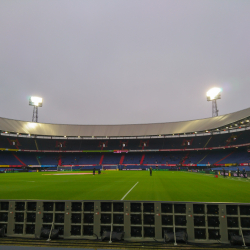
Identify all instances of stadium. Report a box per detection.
[2,0,250,248]
[0,106,250,247]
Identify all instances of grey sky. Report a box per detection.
[0,0,250,125]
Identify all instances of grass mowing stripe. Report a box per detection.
[121,182,139,200]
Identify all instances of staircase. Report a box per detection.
[35,140,39,150]
[214,151,235,164]
[204,137,212,148]
[58,154,62,166]
[119,154,125,165]
[12,153,26,166]
[140,154,145,165]
[36,156,41,165]
[197,153,209,164]
[182,153,190,164]
[99,154,104,165]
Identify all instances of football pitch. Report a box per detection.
[0,171,250,203]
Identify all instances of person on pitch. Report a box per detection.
[242,168,246,178]
[150,167,152,176]
[237,168,240,177]
[93,167,96,175]
[223,168,225,178]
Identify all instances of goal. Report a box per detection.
[101,165,119,171]
[57,166,73,171]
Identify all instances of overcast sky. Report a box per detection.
[0,0,250,125]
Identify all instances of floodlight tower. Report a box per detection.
[29,96,43,122]
[206,88,222,117]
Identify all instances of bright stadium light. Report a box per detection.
[206,87,222,101]
[29,96,43,107]
[206,88,222,117]
[27,122,38,128]
[29,96,43,122]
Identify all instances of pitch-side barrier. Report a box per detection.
[0,200,250,246]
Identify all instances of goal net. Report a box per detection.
[57,166,73,171]
[101,165,119,171]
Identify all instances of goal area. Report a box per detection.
[101,165,119,171]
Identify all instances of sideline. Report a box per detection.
[121,182,139,200]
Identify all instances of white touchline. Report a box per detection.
[121,182,139,200]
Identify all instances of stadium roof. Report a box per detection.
[0,107,250,137]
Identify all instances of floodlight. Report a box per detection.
[29,96,43,122]
[206,88,222,117]
[29,96,43,107]
[206,88,222,101]
[27,122,37,128]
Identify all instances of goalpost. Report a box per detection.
[57,166,73,171]
[101,165,119,171]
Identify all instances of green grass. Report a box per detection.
[0,171,250,203]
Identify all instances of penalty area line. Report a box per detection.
[121,182,139,200]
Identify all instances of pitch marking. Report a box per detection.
[42,173,92,175]
[121,182,139,200]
